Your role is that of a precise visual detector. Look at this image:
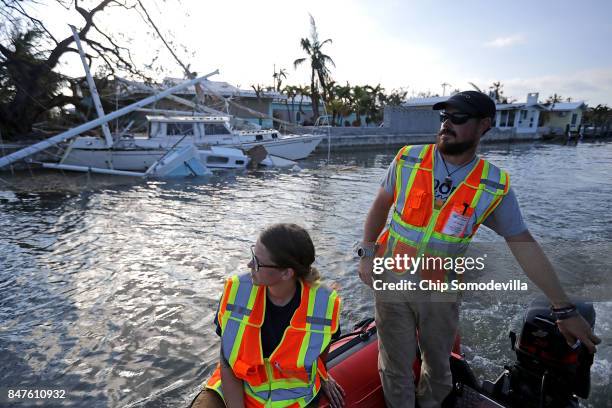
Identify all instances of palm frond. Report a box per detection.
[293,58,306,69]
[468,82,482,92]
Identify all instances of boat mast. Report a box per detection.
[69,25,114,148]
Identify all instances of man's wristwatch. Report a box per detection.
[551,304,579,320]
[356,243,378,258]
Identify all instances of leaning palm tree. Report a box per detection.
[293,14,335,120]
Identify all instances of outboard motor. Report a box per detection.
[482,297,596,408]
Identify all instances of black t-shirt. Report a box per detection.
[214,286,340,358]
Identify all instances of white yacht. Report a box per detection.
[144,115,323,160]
[60,115,321,171]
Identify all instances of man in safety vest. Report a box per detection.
[356,91,601,408]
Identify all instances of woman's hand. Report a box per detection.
[322,374,345,408]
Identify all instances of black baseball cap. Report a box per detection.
[433,91,496,119]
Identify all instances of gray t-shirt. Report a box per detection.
[381,147,527,237]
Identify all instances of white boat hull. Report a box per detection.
[236,135,323,160]
[61,148,163,171]
[61,138,248,171]
[144,133,323,161]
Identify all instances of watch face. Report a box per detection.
[357,248,365,257]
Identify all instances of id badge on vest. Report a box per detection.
[442,207,470,237]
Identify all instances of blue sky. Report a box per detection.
[38,0,612,105]
[375,1,612,78]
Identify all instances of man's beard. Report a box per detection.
[436,129,477,155]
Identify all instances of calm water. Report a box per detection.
[1,141,611,407]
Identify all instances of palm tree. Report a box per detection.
[251,84,265,100]
[293,85,311,123]
[293,14,335,120]
[545,93,564,107]
[583,104,611,127]
[326,98,343,126]
[365,83,385,125]
[282,85,298,123]
[382,88,407,107]
[350,85,372,126]
[273,68,287,92]
[489,81,506,103]
[333,82,352,125]
[325,79,337,100]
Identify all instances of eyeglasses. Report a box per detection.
[440,112,476,125]
[250,245,284,272]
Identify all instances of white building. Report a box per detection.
[493,93,547,134]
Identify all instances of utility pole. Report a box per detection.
[441,82,451,96]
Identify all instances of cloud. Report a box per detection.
[470,68,612,106]
[485,35,525,48]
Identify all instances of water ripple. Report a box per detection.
[1,142,611,406]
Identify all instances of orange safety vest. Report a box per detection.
[206,274,341,407]
[376,144,510,283]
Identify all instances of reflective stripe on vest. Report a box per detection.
[222,274,263,369]
[394,144,430,216]
[378,144,509,277]
[206,274,340,408]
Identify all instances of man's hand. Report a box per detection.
[359,187,393,288]
[556,314,601,353]
[358,257,374,288]
[506,230,602,353]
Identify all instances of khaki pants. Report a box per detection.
[374,274,459,408]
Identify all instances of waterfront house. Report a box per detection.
[493,93,547,134]
[540,101,587,133]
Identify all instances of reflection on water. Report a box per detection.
[1,141,611,407]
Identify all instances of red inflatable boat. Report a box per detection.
[320,298,595,408]
[190,298,595,407]
[319,317,469,407]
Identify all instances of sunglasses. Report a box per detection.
[439,112,476,125]
[250,245,284,272]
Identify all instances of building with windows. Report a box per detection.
[493,93,546,134]
[400,92,585,135]
[541,102,587,132]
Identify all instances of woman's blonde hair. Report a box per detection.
[259,223,320,283]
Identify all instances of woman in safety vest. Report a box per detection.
[191,223,345,408]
